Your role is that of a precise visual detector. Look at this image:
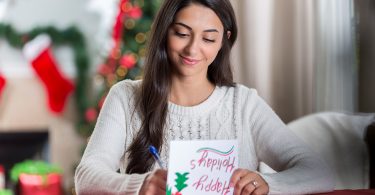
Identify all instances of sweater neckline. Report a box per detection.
[168,85,224,116]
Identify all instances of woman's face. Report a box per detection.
[167,3,224,80]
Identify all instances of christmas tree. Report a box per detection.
[79,0,161,136]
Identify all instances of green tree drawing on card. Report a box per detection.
[175,172,189,193]
[166,185,172,195]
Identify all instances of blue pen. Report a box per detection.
[149,145,165,169]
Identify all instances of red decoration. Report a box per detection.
[85,108,98,122]
[120,54,136,69]
[98,64,112,75]
[19,173,62,195]
[23,34,75,114]
[112,0,129,49]
[0,72,5,100]
[127,6,143,19]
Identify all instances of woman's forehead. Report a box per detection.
[173,3,224,32]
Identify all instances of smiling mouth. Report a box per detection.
[181,56,200,66]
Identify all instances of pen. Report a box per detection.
[149,145,165,169]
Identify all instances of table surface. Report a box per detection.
[318,189,375,195]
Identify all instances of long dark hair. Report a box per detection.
[126,0,238,174]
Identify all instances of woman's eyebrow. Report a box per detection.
[174,22,219,33]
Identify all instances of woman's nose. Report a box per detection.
[184,37,199,56]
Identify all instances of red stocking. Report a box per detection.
[23,34,75,114]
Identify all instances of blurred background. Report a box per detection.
[0,0,374,194]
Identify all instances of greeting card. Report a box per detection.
[167,140,238,195]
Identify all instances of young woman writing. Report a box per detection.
[75,0,335,194]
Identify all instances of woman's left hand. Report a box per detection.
[230,168,269,195]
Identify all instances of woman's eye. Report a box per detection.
[175,32,188,37]
[203,38,215,43]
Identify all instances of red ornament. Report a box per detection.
[85,108,98,122]
[98,64,111,75]
[120,54,136,69]
[127,6,143,19]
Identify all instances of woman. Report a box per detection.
[75,0,335,194]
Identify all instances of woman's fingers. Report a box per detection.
[230,168,269,195]
[241,182,256,195]
[153,169,168,190]
[252,183,269,195]
[139,169,168,195]
[231,169,254,195]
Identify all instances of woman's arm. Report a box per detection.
[74,82,148,194]
[248,91,335,194]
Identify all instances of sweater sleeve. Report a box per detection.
[74,82,149,195]
[247,90,335,194]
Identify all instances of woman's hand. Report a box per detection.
[139,169,168,195]
[230,168,269,195]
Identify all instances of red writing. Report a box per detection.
[192,175,231,195]
[190,150,235,173]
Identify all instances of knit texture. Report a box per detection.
[75,80,334,194]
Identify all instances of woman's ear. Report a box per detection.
[227,31,231,39]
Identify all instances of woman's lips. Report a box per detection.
[181,56,200,66]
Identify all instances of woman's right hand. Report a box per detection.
[139,169,168,195]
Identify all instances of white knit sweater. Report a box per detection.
[75,80,334,194]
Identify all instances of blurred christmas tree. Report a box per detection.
[79,0,161,136]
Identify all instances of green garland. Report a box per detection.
[0,23,89,136]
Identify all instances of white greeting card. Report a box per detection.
[167,140,238,195]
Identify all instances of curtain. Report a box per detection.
[231,0,357,122]
[315,0,357,113]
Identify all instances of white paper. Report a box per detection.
[167,140,238,195]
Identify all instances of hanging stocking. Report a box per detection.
[23,34,75,114]
[0,72,5,100]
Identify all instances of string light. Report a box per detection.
[106,74,117,87]
[93,75,104,88]
[137,0,144,7]
[135,32,146,43]
[125,19,136,29]
[110,48,122,59]
[117,67,128,77]
[139,47,146,57]
[122,2,133,12]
